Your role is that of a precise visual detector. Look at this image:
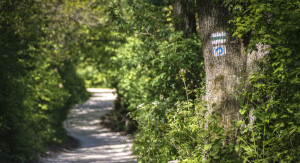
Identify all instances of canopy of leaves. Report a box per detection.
[0,0,299,162]
[0,0,112,161]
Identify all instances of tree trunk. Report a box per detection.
[197,0,246,131]
[173,0,197,37]
[196,0,269,131]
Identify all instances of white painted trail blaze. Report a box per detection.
[38,88,137,163]
[212,32,227,56]
[211,32,226,45]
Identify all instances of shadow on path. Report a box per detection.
[37,88,137,163]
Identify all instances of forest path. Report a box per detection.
[38,88,136,163]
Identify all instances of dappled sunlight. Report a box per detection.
[39,88,136,163]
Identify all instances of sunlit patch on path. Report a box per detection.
[38,88,137,163]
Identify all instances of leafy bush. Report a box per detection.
[109,0,300,162]
[112,30,204,162]
[226,0,300,162]
[0,1,89,162]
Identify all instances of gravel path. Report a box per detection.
[38,88,137,163]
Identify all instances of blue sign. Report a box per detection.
[213,45,226,56]
[216,47,223,56]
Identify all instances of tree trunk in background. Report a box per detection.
[173,0,197,37]
[197,1,246,132]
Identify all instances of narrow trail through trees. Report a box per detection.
[38,88,136,163]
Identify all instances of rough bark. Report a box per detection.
[196,0,269,131]
[197,0,245,132]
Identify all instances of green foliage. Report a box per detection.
[236,57,300,161]
[109,0,300,162]
[225,0,300,162]
[77,65,109,88]
[0,1,42,161]
[58,60,90,106]
[109,0,204,160]
[0,0,121,160]
[124,34,202,162]
[1,0,298,162]
[0,0,90,162]
[237,54,300,161]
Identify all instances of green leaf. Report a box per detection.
[239,109,247,115]
[236,120,245,127]
[204,144,212,151]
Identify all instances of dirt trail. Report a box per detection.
[38,88,137,163]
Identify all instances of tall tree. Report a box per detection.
[197,0,243,134]
[196,0,267,132]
